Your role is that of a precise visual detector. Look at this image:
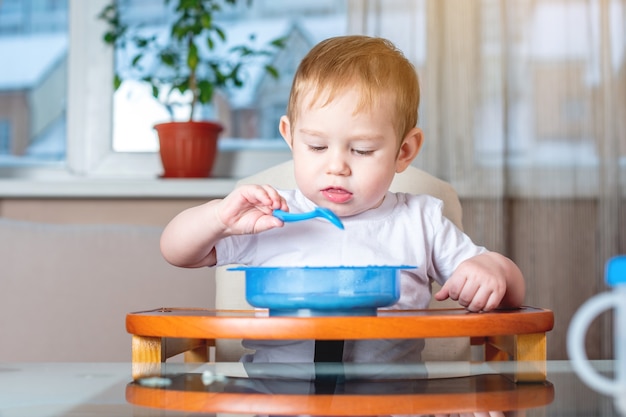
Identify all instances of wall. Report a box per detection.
[0,197,215,362]
[0,198,205,226]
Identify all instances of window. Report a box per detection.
[0,0,67,168]
[1,0,347,178]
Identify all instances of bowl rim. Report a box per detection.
[229,265,417,272]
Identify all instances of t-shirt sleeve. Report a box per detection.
[215,234,256,267]
[426,203,487,284]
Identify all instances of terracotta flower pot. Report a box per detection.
[154,121,224,178]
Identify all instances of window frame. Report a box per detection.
[66,0,163,178]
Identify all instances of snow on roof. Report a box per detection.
[226,16,347,108]
[0,33,67,90]
[218,17,293,108]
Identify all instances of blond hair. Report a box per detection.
[286,35,420,142]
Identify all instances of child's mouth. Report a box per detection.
[322,187,353,204]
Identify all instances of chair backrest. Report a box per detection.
[215,160,468,361]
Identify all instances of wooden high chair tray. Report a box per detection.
[126,306,554,340]
[126,372,554,415]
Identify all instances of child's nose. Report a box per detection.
[326,151,351,176]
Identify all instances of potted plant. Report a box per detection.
[99,0,285,177]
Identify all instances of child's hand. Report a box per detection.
[161,184,289,268]
[434,252,525,312]
[216,184,289,236]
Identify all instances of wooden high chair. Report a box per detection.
[127,161,553,382]
[127,306,554,382]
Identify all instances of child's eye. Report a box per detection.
[353,149,374,156]
[309,145,327,152]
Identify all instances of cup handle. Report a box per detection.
[567,292,620,395]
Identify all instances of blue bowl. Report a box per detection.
[229,265,414,317]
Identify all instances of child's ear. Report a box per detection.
[279,116,293,149]
[395,128,423,173]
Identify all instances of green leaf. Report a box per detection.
[264,65,279,80]
[200,13,212,29]
[230,45,253,56]
[113,74,122,90]
[230,63,243,87]
[131,54,142,67]
[271,36,288,49]
[197,80,214,104]
[214,26,226,42]
[211,64,227,86]
[187,42,199,70]
[134,37,150,48]
[175,81,189,94]
[103,32,116,44]
[160,52,176,67]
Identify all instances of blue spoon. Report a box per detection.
[273,208,344,230]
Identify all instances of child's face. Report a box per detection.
[280,87,416,217]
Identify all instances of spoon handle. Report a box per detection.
[272,209,316,222]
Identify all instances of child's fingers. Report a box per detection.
[254,214,285,232]
[436,273,468,303]
[234,184,285,213]
[466,286,494,312]
[483,291,503,312]
[437,274,489,312]
[257,184,288,211]
[456,280,480,310]
[445,279,504,312]
[433,285,449,301]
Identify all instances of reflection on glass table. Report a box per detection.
[0,361,620,417]
[128,362,553,416]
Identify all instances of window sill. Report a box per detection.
[0,143,292,199]
[0,177,239,199]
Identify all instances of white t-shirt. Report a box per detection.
[216,189,487,362]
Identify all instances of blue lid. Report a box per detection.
[606,256,626,286]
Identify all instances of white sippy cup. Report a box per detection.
[568,255,626,415]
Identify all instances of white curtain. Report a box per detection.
[350,0,626,359]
